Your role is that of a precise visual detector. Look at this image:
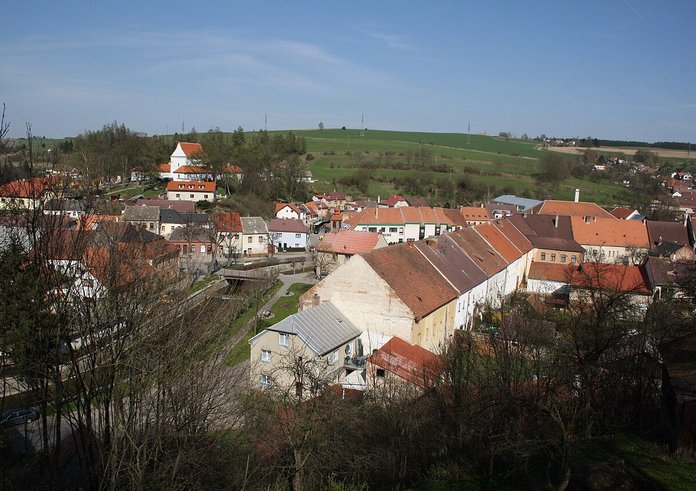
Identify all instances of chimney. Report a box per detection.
[574,188,580,202]
[377,195,381,204]
[554,214,558,228]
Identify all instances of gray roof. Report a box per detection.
[123,205,160,222]
[44,198,87,212]
[262,302,361,356]
[169,226,212,243]
[491,195,542,212]
[241,216,268,234]
[160,209,209,226]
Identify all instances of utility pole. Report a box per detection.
[360,113,364,137]
[467,122,471,145]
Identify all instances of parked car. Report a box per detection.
[0,408,38,427]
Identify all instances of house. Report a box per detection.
[313,192,348,210]
[268,218,310,252]
[122,206,160,234]
[347,207,467,244]
[458,206,490,225]
[367,336,444,391]
[315,229,388,276]
[159,209,209,239]
[275,202,305,221]
[249,302,363,393]
[158,142,208,180]
[412,235,488,331]
[43,198,88,219]
[530,199,616,220]
[168,226,216,258]
[527,262,574,296]
[611,207,644,221]
[510,214,585,268]
[646,218,693,257]
[643,256,693,300]
[0,177,57,210]
[378,195,409,208]
[213,211,243,258]
[490,195,542,213]
[300,242,459,353]
[135,198,196,214]
[570,216,650,264]
[165,180,217,203]
[130,167,146,183]
[569,263,652,313]
[240,217,269,256]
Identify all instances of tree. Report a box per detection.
[318,122,324,130]
[634,149,658,166]
[539,152,572,183]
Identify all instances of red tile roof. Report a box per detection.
[275,202,302,216]
[528,262,576,283]
[570,216,650,248]
[166,181,216,192]
[318,229,383,255]
[493,219,534,254]
[0,177,54,199]
[533,200,616,219]
[222,165,243,174]
[381,195,407,207]
[448,228,508,275]
[362,243,458,320]
[610,207,638,219]
[179,142,204,157]
[571,263,651,295]
[458,206,490,222]
[173,165,211,175]
[349,207,460,227]
[474,223,522,263]
[213,211,242,232]
[369,336,444,388]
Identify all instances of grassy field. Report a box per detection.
[290,129,636,206]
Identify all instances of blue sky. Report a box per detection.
[2,0,695,142]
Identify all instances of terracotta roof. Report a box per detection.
[361,243,458,320]
[75,214,120,230]
[349,207,460,227]
[381,195,407,207]
[474,223,522,263]
[166,181,216,192]
[611,207,638,219]
[213,211,242,233]
[413,236,487,293]
[646,220,690,248]
[157,163,170,172]
[448,228,508,275]
[515,214,585,253]
[222,165,243,174]
[318,229,383,256]
[178,142,204,157]
[570,216,650,248]
[571,263,651,295]
[268,218,309,234]
[493,219,534,254]
[0,177,54,199]
[369,336,444,388]
[173,165,211,175]
[528,262,576,283]
[275,202,302,215]
[458,206,490,222]
[533,200,615,219]
[405,196,429,207]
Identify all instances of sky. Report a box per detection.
[2,0,695,142]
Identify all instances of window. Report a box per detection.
[368,227,377,232]
[376,368,385,378]
[561,254,567,263]
[258,236,263,243]
[399,227,403,233]
[183,244,188,253]
[435,226,441,235]
[149,223,154,229]
[260,374,271,388]
[200,245,206,253]
[189,194,194,199]
[571,255,577,264]
[380,227,385,232]
[389,227,397,233]
[295,233,302,238]
[261,350,271,363]
[176,193,180,198]
[540,252,546,261]
[204,194,208,199]
[207,244,212,253]
[279,333,289,347]
[328,350,338,364]
[550,253,556,262]
[247,237,252,243]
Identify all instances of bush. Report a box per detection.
[306,153,315,161]
[196,200,213,210]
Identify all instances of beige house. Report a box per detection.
[300,242,459,353]
[0,177,57,210]
[570,216,650,264]
[122,205,160,234]
[240,217,269,256]
[166,180,217,203]
[249,302,363,395]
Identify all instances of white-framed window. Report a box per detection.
[258,236,263,243]
[260,374,271,388]
[261,350,271,363]
[550,253,556,262]
[389,227,398,232]
[561,254,567,263]
[247,236,252,243]
[279,333,289,347]
[199,244,205,253]
[540,252,546,261]
[176,193,180,198]
[295,233,302,238]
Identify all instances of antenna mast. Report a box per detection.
[467,122,471,145]
[264,114,267,131]
[360,113,364,137]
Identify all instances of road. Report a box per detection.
[3,413,73,455]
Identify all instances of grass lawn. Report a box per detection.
[225,282,313,366]
[189,275,219,293]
